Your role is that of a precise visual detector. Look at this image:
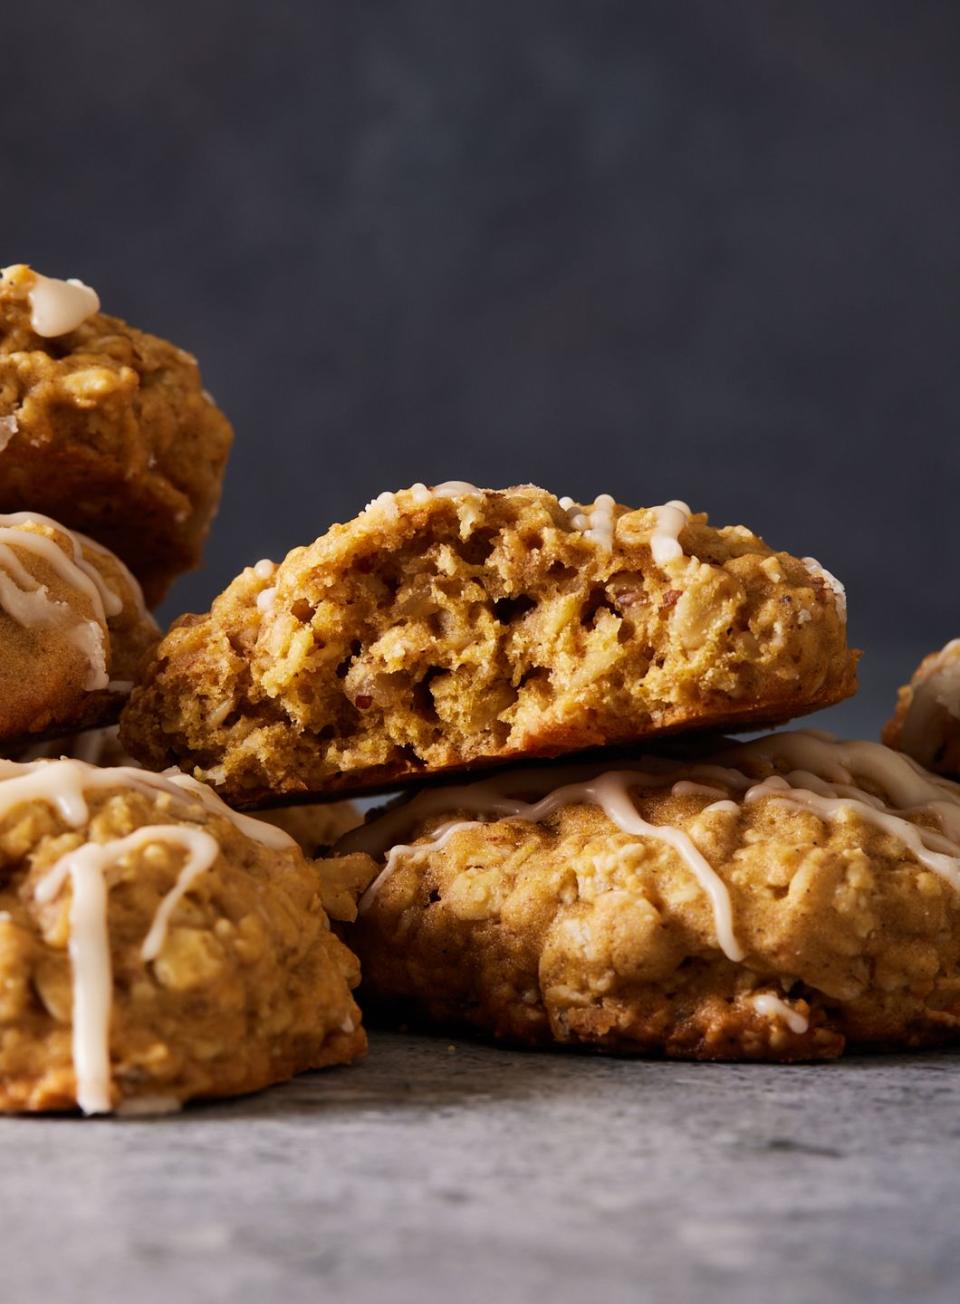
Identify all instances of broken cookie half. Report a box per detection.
[120,483,858,805]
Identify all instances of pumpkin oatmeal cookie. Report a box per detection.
[333,731,960,1061]
[0,265,233,604]
[0,512,158,744]
[120,483,857,805]
[0,757,363,1113]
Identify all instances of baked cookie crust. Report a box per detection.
[0,757,364,1113]
[120,483,857,805]
[884,640,960,778]
[0,265,233,605]
[332,732,960,1061]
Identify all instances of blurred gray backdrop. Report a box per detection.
[2,1,957,738]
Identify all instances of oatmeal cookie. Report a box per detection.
[0,512,158,743]
[332,731,960,1061]
[884,640,960,778]
[120,484,857,805]
[0,265,233,604]
[0,757,363,1113]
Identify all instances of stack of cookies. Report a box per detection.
[2,263,960,1114]
[118,476,960,1065]
[0,265,363,1114]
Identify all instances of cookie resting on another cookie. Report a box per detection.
[120,483,857,805]
[0,512,158,743]
[0,757,364,1113]
[330,731,960,1061]
[0,265,233,605]
[884,640,960,779]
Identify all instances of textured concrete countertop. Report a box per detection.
[3,1031,958,1304]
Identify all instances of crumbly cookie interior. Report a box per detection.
[121,484,856,802]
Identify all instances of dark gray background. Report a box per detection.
[2,1,957,737]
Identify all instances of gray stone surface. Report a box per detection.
[3,1032,958,1304]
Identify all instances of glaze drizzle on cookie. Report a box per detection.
[36,824,220,1114]
[650,500,691,565]
[26,271,100,338]
[0,513,130,690]
[560,494,618,549]
[751,993,809,1035]
[349,733,960,972]
[0,757,295,1113]
[355,769,744,962]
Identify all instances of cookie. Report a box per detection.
[120,483,857,805]
[0,756,364,1113]
[0,512,158,743]
[332,731,960,1061]
[884,640,960,778]
[0,265,233,604]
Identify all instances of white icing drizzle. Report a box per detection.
[160,769,296,851]
[349,731,960,973]
[27,273,100,337]
[138,828,221,960]
[672,780,728,800]
[364,490,402,518]
[0,756,295,850]
[0,514,122,618]
[364,482,485,517]
[744,775,960,892]
[357,771,744,962]
[10,756,298,1114]
[0,513,133,691]
[752,993,809,1035]
[66,526,144,620]
[728,733,960,844]
[802,556,847,618]
[898,639,960,766]
[35,841,112,1113]
[564,494,617,550]
[430,481,483,498]
[36,825,219,1114]
[650,501,691,565]
[0,413,18,451]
